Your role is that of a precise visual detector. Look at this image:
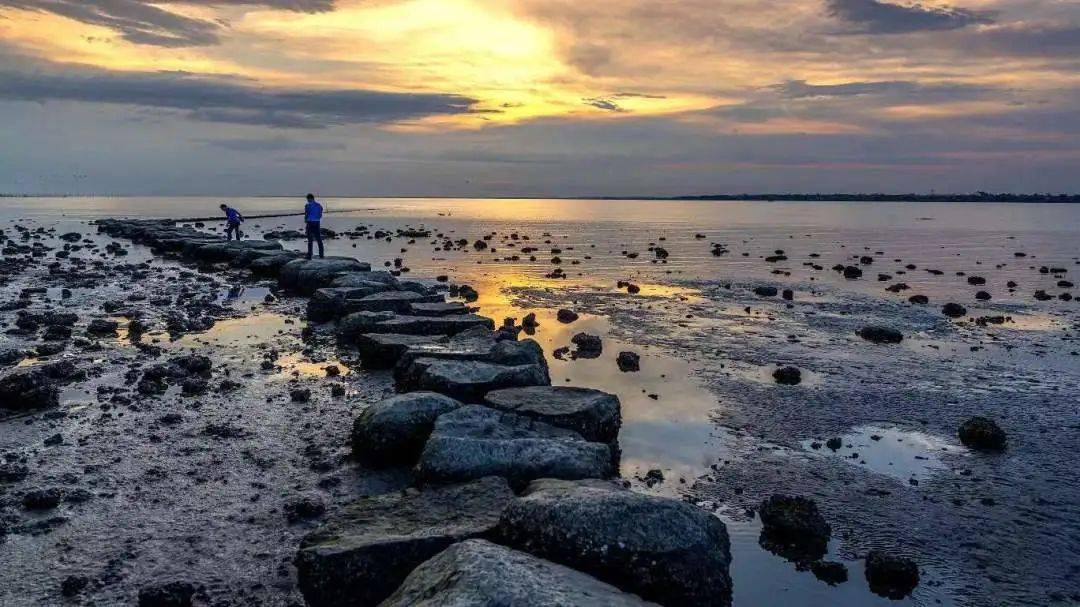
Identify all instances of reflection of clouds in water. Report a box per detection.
[801,425,955,482]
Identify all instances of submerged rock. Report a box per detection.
[382,539,654,607]
[295,477,514,607]
[484,386,622,443]
[616,351,640,372]
[497,478,732,606]
[942,302,967,318]
[351,392,463,467]
[958,416,1007,451]
[772,366,802,385]
[416,406,614,487]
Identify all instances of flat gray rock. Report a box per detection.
[416,406,613,487]
[279,258,372,294]
[248,251,304,276]
[355,333,448,369]
[351,392,464,467]
[330,271,398,287]
[394,330,548,388]
[484,386,621,443]
[382,539,656,607]
[349,291,444,314]
[295,477,514,607]
[497,478,733,607]
[409,301,469,317]
[369,314,495,336]
[406,359,549,402]
[337,311,398,341]
[190,240,282,262]
[308,285,393,322]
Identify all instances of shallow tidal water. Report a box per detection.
[1,197,1078,606]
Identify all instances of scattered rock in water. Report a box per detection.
[556,309,579,323]
[484,386,622,443]
[772,366,801,385]
[942,302,967,318]
[381,539,653,607]
[753,286,778,297]
[23,487,65,510]
[60,575,89,597]
[856,326,903,344]
[86,318,119,337]
[908,294,929,305]
[351,392,463,467]
[497,478,733,606]
[958,416,1007,451]
[571,332,602,356]
[757,494,831,563]
[295,477,514,607]
[285,494,327,523]
[842,266,863,279]
[290,388,312,403]
[616,351,640,372]
[865,551,919,599]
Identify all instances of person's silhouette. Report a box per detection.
[304,194,324,259]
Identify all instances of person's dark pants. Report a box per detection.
[226,221,242,241]
[306,221,324,259]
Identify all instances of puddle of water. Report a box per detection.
[274,353,351,378]
[802,425,956,482]
[172,313,295,349]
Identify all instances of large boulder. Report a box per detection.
[409,301,469,317]
[368,314,495,336]
[382,539,656,607]
[351,392,464,467]
[295,477,514,607]
[355,333,448,369]
[497,478,732,606]
[393,329,548,387]
[484,386,621,443]
[856,326,903,344]
[279,258,372,294]
[416,406,613,487]
[248,251,304,277]
[403,359,549,402]
[308,286,394,322]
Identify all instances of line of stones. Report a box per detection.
[95,218,734,607]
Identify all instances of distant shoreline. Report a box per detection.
[2,192,1078,203]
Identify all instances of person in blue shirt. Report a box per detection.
[304,193,324,259]
[220,203,244,241]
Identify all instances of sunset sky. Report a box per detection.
[1,0,1077,196]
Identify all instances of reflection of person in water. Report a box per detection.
[220,203,244,241]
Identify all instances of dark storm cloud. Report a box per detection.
[0,0,334,47]
[0,67,479,128]
[827,0,994,34]
[776,79,996,101]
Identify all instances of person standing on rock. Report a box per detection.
[304,193,325,259]
[220,203,244,241]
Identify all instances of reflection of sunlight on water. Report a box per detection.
[274,353,351,378]
[801,425,956,482]
[174,313,294,348]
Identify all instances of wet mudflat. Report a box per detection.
[1,197,1078,606]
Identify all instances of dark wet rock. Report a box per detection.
[811,560,849,586]
[0,348,26,367]
[497,478,732,607]
[958,416,1007,452]
[382,539,654,607]
[942,302,967,318]
[285,494,327,523]
[295,477,514,607]
[0,463,30,483]
[180,378,208,396]
[757,495,831,562]
[60,575,89,597]
[248,251,304,277]
[355,333,448,369]
[556,309,578,323]
[782,288,794,301]
[137,581,196,607]
[571,332,602,354]
[975,290,992,301]
[753,286,778,297]
[865,551,919,599]
[967,276,986,285]
[394,331,549,389]
[42,324,72,341]
[86,318,119,337]
[772,366,802,385]
[908,294,929,305]
[616,351,640,372]
[484,386,621,444]
[0,364,72,410]
[842,265,863,279]
[23,487,65,510]
[346,291,444,315]
[191,240,282,263]
[416,406,613,487]
[308,286,392,322]
[279,258,372,294]
[290,388,312,403]
[856,326,903,344]
[338,311,398,340]
[351,392,463,467]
